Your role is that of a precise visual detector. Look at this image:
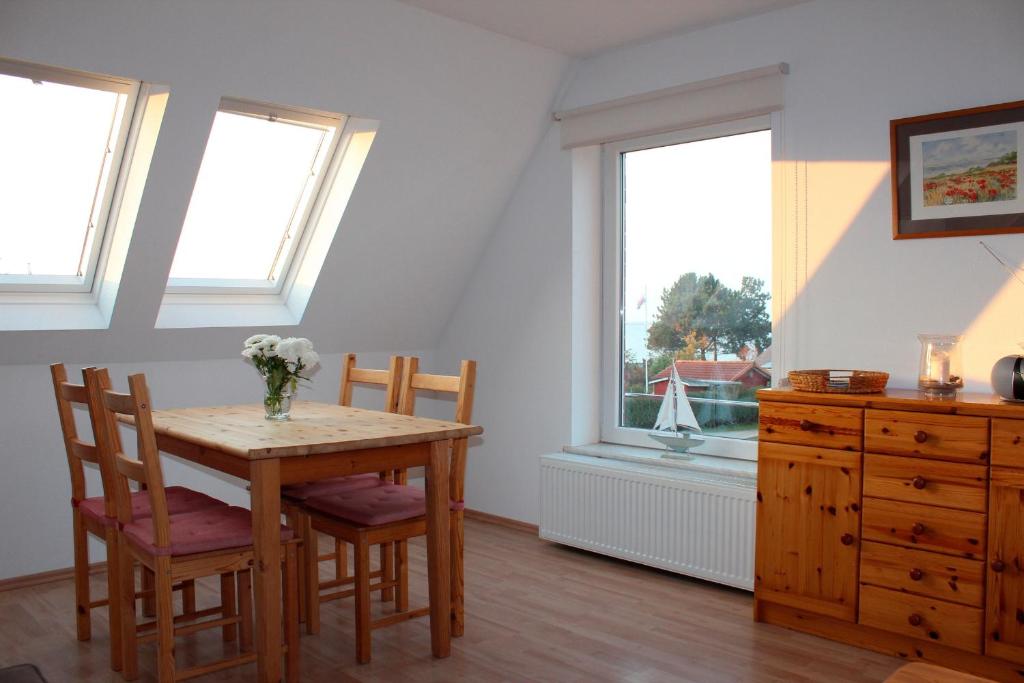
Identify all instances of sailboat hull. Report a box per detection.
[648,431,705,454]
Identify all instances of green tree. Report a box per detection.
[646,272,770,360]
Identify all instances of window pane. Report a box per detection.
[0,74,125,278]
[168,111,334,283]
[621,129,772,441]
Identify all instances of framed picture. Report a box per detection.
[891,99,1024,239]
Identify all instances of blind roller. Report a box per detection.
[554,63,788,149]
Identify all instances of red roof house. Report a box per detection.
[649,360,770,396]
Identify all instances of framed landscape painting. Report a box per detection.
[891,99,1024,239]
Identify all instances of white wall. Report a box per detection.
[0,0,567,366]
[438,0,1024,524]
[0,0,568,578]
[434,126,572,523]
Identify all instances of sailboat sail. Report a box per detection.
[653,364,701,433]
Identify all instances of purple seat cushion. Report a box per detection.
[123,506,293,557]
[304,483,464,527]
[77,487,228,528]
[281,473,383,501]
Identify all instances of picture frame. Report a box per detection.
[891,99,1024,239]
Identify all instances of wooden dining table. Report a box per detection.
[121,400,482,682]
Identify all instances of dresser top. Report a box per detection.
[758,386,1024,419]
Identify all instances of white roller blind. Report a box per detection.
[554,63,788,149]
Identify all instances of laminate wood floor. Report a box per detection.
[0,519,903,682]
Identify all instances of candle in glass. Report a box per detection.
[918,334,963,396]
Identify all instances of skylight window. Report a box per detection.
[0,59,137,291]
[167,99,344,290]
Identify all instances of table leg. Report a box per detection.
[424,440,451,658]
[251,459,282,682]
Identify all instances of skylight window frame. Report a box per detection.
[0,57,141,294]
[164,97,347,296]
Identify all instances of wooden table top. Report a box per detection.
[119,401,482,460]
[758,386,1024,419]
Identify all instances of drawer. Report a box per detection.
[992,419,1024,468]
[863,453,987,512]
[861,497,985,558]
[859,541,984,607]
[759,402,862,451]
[859,584,983,653]
[864,410,988,463]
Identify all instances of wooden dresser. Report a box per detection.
[754,387,1024,681]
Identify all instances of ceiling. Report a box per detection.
[395,0,809,57]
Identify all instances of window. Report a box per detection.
[603,118,773,459]
[0,58,138,292]
[166,99,344,292]
[156,99,377,329]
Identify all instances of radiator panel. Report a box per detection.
[539,453,755,590]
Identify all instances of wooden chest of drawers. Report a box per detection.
[754,388,1024,682]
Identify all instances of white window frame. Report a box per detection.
[164,98,347,296]
[600,115,777,462]
[0,57,141,294]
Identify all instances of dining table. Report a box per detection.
[120,400,482,682]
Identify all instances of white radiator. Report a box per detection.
[539,452,756,590]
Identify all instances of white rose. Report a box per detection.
[244,334,267,347]
[276,337,301,365]
[257,335,281,357]
[302,350,321,374]
[241,347,257,359]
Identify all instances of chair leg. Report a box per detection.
[335,538,348,580]
[141,567,156,617]
[395,540,409,613]
[182,579,197,616]
[220,572,237,642]
[283,508,306,624]
[118,544,140,681]
[154,557,176,683]
[284,544,300,683]
[451,510,465,637]
[72,510,91,641]
[380,542,394,602]
[354,537,372,664]
[302,516,320,635]
[238,569,253,652]
[103,528,124,671]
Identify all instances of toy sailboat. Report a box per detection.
[649,363,704,458]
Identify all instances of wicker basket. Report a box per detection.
[788,369,889,394]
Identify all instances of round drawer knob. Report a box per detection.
[912,476,927,490]
[909,568,924,581]
[799,419,815,431]
[992,559,1006,573]
[840,533,855,546]
[911,522,926,535]
[914,430,928,444]
[908,613,923,627]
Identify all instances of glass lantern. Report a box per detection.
[918,334,964,397]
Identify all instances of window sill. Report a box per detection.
[0,298,110,331]
[562,442,756,483]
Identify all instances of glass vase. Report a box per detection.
[261,374,294,421]
[917,334,964,397]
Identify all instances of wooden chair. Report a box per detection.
[300,356,476,662]
[50,364,223,671]
[282,353,402,634]
[90,369,300,682]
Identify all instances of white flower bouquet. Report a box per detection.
[242,334,321,420]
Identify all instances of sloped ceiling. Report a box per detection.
[396,0,809,56]
[0,0,568,365]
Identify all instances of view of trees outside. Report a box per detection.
[619,129,772,439]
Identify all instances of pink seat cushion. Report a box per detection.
[123,506,293,557]
[281,473,383,501]
[303,483,464,527]
[77,486,228,528]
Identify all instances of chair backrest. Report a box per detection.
[397,357,477,502]
[339,353,402,412]
[50,363,106,508]
[91,371,172,549]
